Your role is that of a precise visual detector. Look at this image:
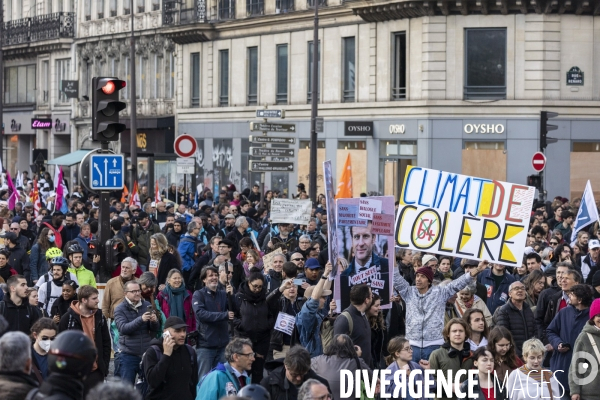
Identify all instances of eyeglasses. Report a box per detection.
[401,346,413,352]
[292,257,304,262]
[227,270,233,275]
[550,242,558,245]
[10,228,18,231]
[127,289,142,294]
[237,352,255,358]
[250,283,263,290]
[511,286,526,292]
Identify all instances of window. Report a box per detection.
[191,53,200,107]
[124,1,131,14]
[111,58,120,77]
[49,0,55,13]
[4,65,36,104]
[307,41,321,103]
[572,143,600,152]
[307,0,326,6]
[97,0,105,18]
[276,44,288,105]
[218,0,236,19]
[247,47,258,106]
[82,62,90,98]
[464,28,507,100]
[123,57,130,100]
[247,0,264,16]
[167,52,175,99]
[56,59,70,103]
[342,37,355,102]
[110,0,117,16]
[219,50,229,107]
[41,61,49,104]
[137,56,146,99]
[392,32,406,100]
[276,0,294,13]
[85,0,91,20]
[464,141,505,150]
[152,0,160,11]
[380,140,417,156]
[152,54,162,99]
[137,0,145,13]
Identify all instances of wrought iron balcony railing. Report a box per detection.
[3,12,75,46]
[163,0,207,25]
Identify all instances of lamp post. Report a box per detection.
[308,0,319,203]
[129,0,138,190]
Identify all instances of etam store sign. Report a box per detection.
[31,118,53,129]
[464,123,505,134]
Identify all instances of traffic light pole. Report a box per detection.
[98,141,112,282]
[129,0,138,193]
[308,0,319,203]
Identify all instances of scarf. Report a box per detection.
[240,281,265,303]
[518,365,553,383]
[52,274,67,287]
[0,265,11,282]
[243,259,263,276]
[164,284,188,320]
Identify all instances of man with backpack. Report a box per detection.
[142,316,198,400]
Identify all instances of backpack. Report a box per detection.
[136,344,196,398]
[320,310,352,351]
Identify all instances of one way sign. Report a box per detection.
[90,154,124,190]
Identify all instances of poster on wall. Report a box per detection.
[395,166,535,267]
[334,196,395,311]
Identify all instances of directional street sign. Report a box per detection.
[250,122,296,133]
[250,147,295,157]
[249,135,296,144]
[249,161,294,172]
[90,154,124,190]
[256,109,284,118]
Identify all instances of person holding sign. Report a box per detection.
[266,278,304,359]
[392,259,489,365]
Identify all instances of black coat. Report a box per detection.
[534,284,562,344]
[1,296,40,335]
[493,300,536,357]
[260,360,331,400]
[7,244,29,282]
[156,252,181,287]
[266,289,305,351]
[233,282,276,342]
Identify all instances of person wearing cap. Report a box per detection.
[297,262,334,357]
[476,261,516,315]
[297,258,322,290]
[582,238,600,284]
[142,316,198,399]
[392,258,489,364]
[166,218,187,247]
[569,297,600,399]
[131,210,161,271]
[218,213,236,238]
[294,183,306,199]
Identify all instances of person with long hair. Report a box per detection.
[382,336,427,400]
[463,308,489,350]
[29,228,57,285]
[30,317,58,383]
[367,293,386,368]
[552,243,573,266]
[523,269,546,313]
[459,347,507,400]
[243,249,263,276]
[27,287,48,318]
[156,269,196,333]
[486,326,523,384]
[311,334,371,400]
[0,248,17,283]
[150,233,179,290]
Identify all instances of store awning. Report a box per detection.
[47,149,92,166]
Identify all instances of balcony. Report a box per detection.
[3,12,75,47]
[163,0,207,25]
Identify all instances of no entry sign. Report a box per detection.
[532,152,546,172]
[174,134,197,158]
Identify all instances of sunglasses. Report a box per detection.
[292,257,304,262]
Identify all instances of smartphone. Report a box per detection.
[162,330,172,339]
[293,278,306,285]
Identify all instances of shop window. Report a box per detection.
[247,47,258,106]
[213,139,233,194]
[464,141,505,150]
[572,142,600,152]
[391,32,406,100]
[338,141,366,150]
[464,28,507,100]
[462,141,506,181]
[276,44,288,105]
[380,140,417,156]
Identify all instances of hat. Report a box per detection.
[109,207,118,213]
[121,226,131,234]
[544,265,557,278]
[591,299,600,321]
[219,239,234,248]
[463,259,479,267]
[12,216,21,223]
[592,271,600,287]
[415,266,434,283]
[304,285,332,298]
[151,202,156,207]
[225,214,235,219]
[422,254,438,266]
[164,316,188,330]
[523,246,536,256]
[166,203,175,210]
[305,258,321,270]
[297,183,305,189]
[24,202,33,207]
[590,239,600,250]
[52,211,64,217]
[0,232,17,243]
[137,211,148,219]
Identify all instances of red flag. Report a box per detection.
[335,154,353,199]
[31,179,41,217]
[155,180,162,202]
[129,181,141,208]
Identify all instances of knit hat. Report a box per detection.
[590,298,600,321]
[416,266,434,283]
[422,254,438,266]
[592,271,600,287]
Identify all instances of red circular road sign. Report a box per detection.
[532,152,547,172]
[174,134,197,158]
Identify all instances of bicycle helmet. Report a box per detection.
[50,256,70,270]
[238,384,271,400]
[45,247,63,260]
[65,243,84,256]
[48,330,97,378]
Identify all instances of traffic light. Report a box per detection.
[527,175,542,190]
[540,111,558,151]
[92,77,127,142]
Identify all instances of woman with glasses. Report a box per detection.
[29,228,58,285]
[382,336,427,400]
[30,317,58,383]
[232,271,275,383]
[295,235,313,258]
[486,326,523,384]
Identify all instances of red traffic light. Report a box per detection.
[102,81,116,95]
[97,79,127,95]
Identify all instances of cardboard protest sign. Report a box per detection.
[334,196,395,311]
[323,161,339,277]
[395,167,535,266]
[270,198,312,225]
[262,248,284,271]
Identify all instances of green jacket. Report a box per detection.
[131,222,161,267]
[196,362,251,400]
[569,323,600,397]
[429,343,474,400]
[67,266,97,288]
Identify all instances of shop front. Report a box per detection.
[3,112,37,174]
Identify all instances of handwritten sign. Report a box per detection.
[274,312,295,335]
[262,248,283,272]
[358,198,382,220]
[395,167,535,266]
[372,213,394,236]
[337,205,368,227]
[270,199,312,225]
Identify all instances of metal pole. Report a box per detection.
[308,0,319,204]
[99,143,111,282]
[129,0,138,192]
[0,3,4,170]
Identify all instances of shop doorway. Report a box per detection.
[379,140,417,200]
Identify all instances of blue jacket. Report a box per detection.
[29,243,49,282]
[113,299,160,357]
[74,235,92,260]
[192,287,230,349]
[476,269,515,314]
[547,304,589,396]
[178,234,197,272]
[341,253,389,277]
[296,298,323,357]
[196,362,251,400]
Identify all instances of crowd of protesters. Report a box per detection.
[0,175,598,400]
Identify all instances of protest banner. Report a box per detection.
[334,196,395,311]
[395,166,535,266]
[262,248,283,271]
[323,161,339,277]
[270,198,312,225]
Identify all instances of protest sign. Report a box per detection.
[334,196,395,311]
[323,161,339,277]
[395,166,535,266]
[262,248,283,271]
[274,312,296,335]
[270,198,312,225]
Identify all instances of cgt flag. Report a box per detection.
[571,180,600,243]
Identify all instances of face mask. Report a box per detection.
[39,339,52,352]
[48,236,55,243]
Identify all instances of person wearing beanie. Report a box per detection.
[392,257,489,364]
[569,297,600,400]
